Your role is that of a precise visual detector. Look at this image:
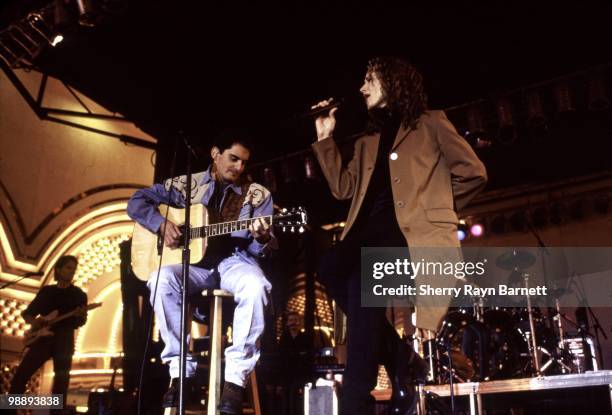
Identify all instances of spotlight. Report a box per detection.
[588,72,610,111]
[526,91,548,141]
[51,34,64,46]
[457,229,467,241]
[470,223,484,237]
[495,97,517,145]
[27,12,55,45]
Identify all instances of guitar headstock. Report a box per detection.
[273,207,308,234]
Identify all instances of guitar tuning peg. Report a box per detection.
[298,226,305,234]
[291,226,295,233]
[283,226,286,232]
[282,208,287,213]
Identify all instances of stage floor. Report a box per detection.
[373,370,612,414]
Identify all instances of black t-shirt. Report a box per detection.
[23,284,88,334]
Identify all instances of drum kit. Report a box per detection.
[427,249,589,384]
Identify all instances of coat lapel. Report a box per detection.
[391,122,413,151]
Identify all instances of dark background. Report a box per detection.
[2,0,612,223]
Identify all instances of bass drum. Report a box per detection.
[437,309,485,381]
[483,308,529,379]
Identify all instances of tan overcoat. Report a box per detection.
[312,110,487,331]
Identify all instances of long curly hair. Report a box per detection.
[366,56,428,130]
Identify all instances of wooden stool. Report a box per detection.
[202,289,261,415]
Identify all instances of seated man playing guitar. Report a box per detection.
[127,131,276,414]
[9,255,88,410]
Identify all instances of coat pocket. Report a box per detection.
[425,208,459,224]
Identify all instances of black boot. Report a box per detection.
[162,377,201,409]
[388,342,428,415]
[218,381,245,414]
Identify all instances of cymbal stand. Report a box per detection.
[539,297,572,374]
[522,272,541,376]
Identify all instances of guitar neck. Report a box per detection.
[45,303,100,327]
[190,215,273,240]
[47,309,79,326]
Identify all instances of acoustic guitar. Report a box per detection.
[130,204,308,280]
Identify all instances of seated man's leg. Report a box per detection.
[218,257,271,387]
[147,264,217,379]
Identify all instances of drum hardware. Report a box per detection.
[423,338,439,384]
[497,250,544,377]
[495,249,536,271]
[522,272,541,376]
[539,296,572,374]
[538,344,573,374]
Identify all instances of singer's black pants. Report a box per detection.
[318,238,404,415]
[10,332,74,409]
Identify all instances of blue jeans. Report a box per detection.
[147,254,271,387]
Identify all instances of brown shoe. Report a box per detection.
[218,381,245,414]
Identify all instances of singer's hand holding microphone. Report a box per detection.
[312,97,338,142]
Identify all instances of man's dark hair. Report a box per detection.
[54,255,77,279]
[212,128,253,153]
[367,56,428,129]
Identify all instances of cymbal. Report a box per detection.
[496,250,536,270]
[548,287,572,298]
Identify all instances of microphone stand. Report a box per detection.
[178,134,199,415]
[0,272,43,290]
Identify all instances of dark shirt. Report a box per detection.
[199,180,249,268]
[349,109,406,247]
[23,284,87,334]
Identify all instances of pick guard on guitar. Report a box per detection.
[131,204,208,281]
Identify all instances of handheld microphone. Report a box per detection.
[302,98,343,118]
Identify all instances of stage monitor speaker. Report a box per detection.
[304,378,338,415]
